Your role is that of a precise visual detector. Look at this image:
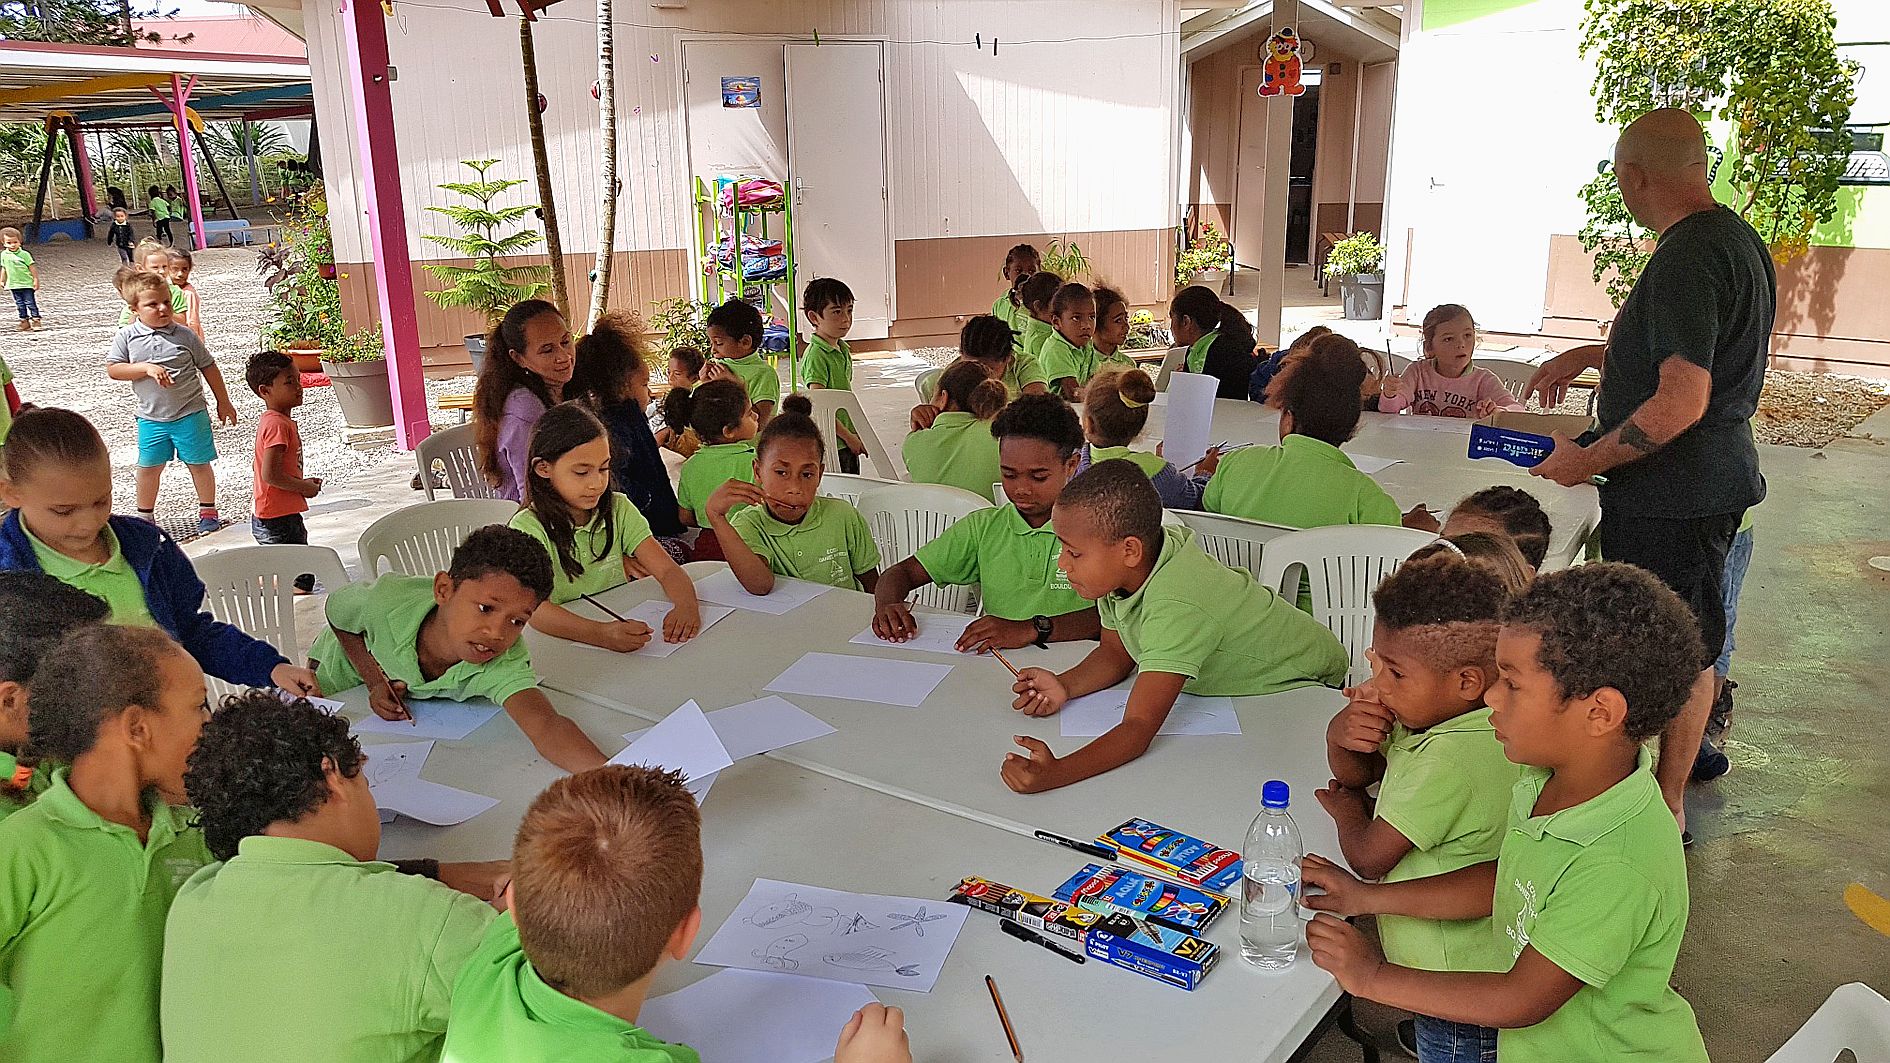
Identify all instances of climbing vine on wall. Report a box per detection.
[1577,0,1856,306]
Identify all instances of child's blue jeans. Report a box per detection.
[10,288,38,320]
[1413,1015,1498,1063]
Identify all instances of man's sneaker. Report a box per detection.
[1692,735,1731,782]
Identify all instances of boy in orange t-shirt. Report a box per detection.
[245,351,323,592]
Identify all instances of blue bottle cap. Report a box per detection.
[1262,780,1290,808]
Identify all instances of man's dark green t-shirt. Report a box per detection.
[1592,205,1770,517]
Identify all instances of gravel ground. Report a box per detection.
[4,238,464,542]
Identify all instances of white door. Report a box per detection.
[1232,66,1272,270]
[681,41,788,182]
[785,41,893,339]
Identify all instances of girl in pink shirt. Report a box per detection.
[1379,304,1525,418]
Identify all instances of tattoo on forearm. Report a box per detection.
[1619,419,1661,455]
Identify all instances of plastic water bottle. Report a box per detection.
[1240,779,1304,968]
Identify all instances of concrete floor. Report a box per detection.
[184,350,1890,1063]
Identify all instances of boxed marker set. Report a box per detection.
[1095,818,1244,895]
[1467,411,1596,469]
[949,876,1221,991]
[1052,863,1229,934]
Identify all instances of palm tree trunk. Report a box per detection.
[587,0,617,330]
[519,16,570,321]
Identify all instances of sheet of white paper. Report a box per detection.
[1058,688,1241,737]
[642,970,877,1063]
[1346,453,1404,474]
[352,699,501,741]
[362,740,498,825]
[279,690,347,715]
[694,568,832,615]
[694,878,970,992]
[578,598,737,658]
[705,696,837,761]
[612,700,736,780]
[763,652,953,708]
[1161,371,1219,470]
[847,613,979,657]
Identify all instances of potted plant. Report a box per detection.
[319,325,395,428]
[256,184,343,372]
[647,297,712,357]
[1324,231,1386,320]
[1176,223,1232,289]
[421,158,552,369]
[1041,236,1091,282]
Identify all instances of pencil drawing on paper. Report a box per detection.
[823,947,921,977]
[753,933,808,971]
[886,905,947,936]
[744,892,840,930]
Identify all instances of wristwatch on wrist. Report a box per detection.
[1031,615,1053,648]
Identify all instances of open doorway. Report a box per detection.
[1231,65,1321,269]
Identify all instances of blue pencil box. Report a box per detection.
[1468,411,1595,468]
[1053,863,1228,933]
[1096,818,1244,895]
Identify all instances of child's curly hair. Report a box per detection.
[1501,563,1705,742]
[185,690,366,861]
[1372,545,1515,674]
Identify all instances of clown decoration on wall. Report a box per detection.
[1258,26,1306,97]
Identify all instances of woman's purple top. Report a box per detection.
[494,387,548,503]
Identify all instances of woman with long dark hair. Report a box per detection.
[473,299,575,502]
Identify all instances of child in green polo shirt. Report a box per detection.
[307,525,608,773]
[1078,367,1209,510]
[877,393,1098,654]
[508,402,702,653]
[1204,333,1411,529]
[707,395,879,594]
[162,691,504,1063]
[0,572,110,819]
[908,316,1049,433]
[801,276,869,472]
[1004,460,1348,793]
[0,624,214,1063]
[1014,270,1062,367]
[703,298,779,425]
[1037,282,1101,401]
[1302,563,1708,1063]
[441,765,913,1063]
[1315,541,1528,1063]
[901,358,1007,500]
[992,242,1040,330]
[671,378,758,530]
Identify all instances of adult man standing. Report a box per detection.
[1527,108,1770,833]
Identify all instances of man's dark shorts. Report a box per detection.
[1599,510,1743,673]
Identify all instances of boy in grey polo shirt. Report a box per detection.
[106,270,238,534]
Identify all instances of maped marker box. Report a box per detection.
[949,876,1221,991]
[1096,818,1245,895]
[1053,863,1228,933]
[1467,411,1596,469]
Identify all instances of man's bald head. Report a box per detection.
[1615,108,1710,175]
[1613,107,1719,230]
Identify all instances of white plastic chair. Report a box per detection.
[1160,507,1189,529]
[915,367,943,404]
[192,544,350,701]
[1257,525,1441,685]
[414,422,495,500]
[820,472,902,509]
[856,482,992,615]
[1478,358,1539,403]
[1173,509,1297,580]
[1766,982,1890,1062]
[798,389,899,479]
[1152,346,1187,392]
[357,498,520,578]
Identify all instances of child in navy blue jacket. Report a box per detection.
[0,407,318,694]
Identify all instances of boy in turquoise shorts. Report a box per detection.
[801,276,869,473]
[163,691,505,1063]
[1302,563,1708,1063]
[307,525,608,773]
[874,393,1099,653]
[1004,459,1348,793]
[1316,543,1525,1062]
[442,765,913,1063]
[703,298,779,425]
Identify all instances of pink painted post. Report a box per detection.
[167,74,207,250]
[337,0,431,449]
[66,120,98,220]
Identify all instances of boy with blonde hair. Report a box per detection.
[443,766,912,1063]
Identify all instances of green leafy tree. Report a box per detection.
[0,0,186,46]
[421,158,552,327]
[1577,0,1856,306]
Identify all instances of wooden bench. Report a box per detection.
[190,219,280,248]
[438,391,475,423]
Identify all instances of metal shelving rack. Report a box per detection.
[693,175,801,388]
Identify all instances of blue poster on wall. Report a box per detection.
[722,76,761,108]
